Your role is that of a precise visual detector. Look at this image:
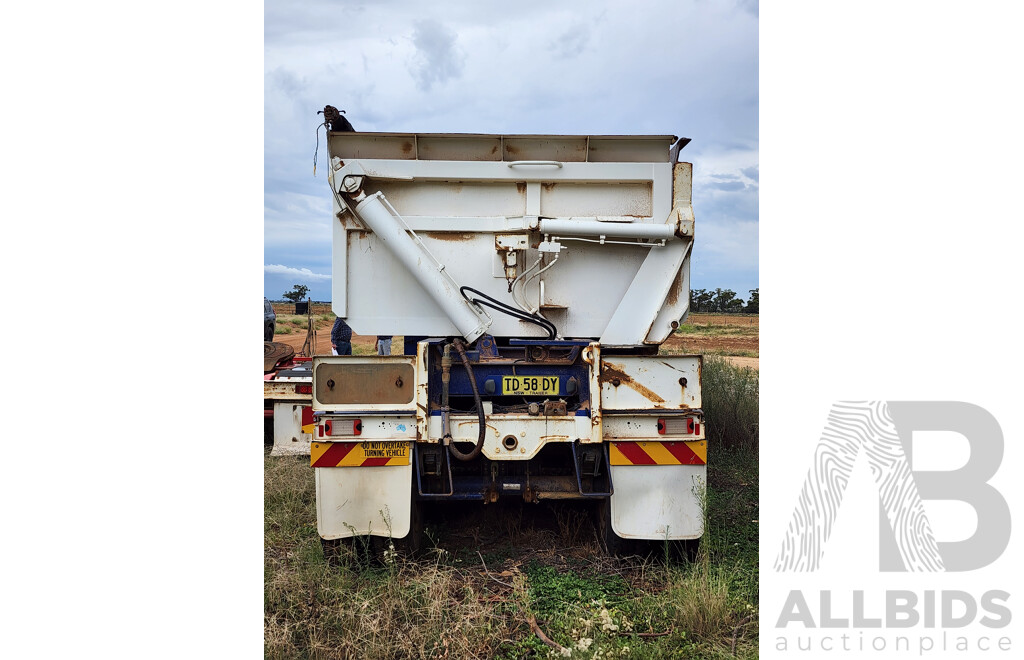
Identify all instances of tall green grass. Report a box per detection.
[265,448,759,658]
[701,356,759,452]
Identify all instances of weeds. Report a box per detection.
[701,356,759,452]
[675,323,756,337]
[266,443,758,658]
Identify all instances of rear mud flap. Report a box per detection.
[316,463,413,539]
[608,464,705,540]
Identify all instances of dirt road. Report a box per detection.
[269,326,376,355]
[722,356,759,370]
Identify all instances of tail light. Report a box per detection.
[657,417,700,435]
[296,384,312,394]
[323,419,362,437]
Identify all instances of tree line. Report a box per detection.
[281,283,758,314]
[690,288,758,314]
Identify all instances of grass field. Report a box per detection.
[265,358,759,659]
[270,312,759,360]
[271,313,335,336]
[665,314,759,359]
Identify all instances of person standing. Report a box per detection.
[376,335,392,356]
[331,317,352,355]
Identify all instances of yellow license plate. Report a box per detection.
[502,375,559,396]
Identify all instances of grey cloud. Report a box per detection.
[409,19,464,91]
[267,67,305,97]
[552,25,590,59]
[707,180,746,192]
[698,185,758,220]
[741,165,759,182]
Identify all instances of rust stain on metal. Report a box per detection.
[422,232,475,242]
[516,182,527,194]
[664,270,683,306]
[401,141,413,154]
[543,401,567,416]
[455,421,501,437]
[599,361,666,403]
[506,144,521,156]
[541,182,557,192]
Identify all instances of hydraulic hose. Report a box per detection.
[448,338,486,462]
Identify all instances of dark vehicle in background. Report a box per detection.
[264,297,276,341]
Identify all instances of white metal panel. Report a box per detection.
[351,192,491,341]
[332,212,348,317]
[316,462,413,539]
[328,134,690,343]
[271,402,313,456]
[600,355,702,410]
[600,239,692,346]
[374,180,527,218]
[314,416,416,441]
[602,415,705,440]
[610,464,706,539]
[340,160,668,185]
[539,182,652,217]
[425,414,595,460]
[328,133,677,163]
[646,257,691,344]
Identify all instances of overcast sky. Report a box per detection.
[264,0,758,303]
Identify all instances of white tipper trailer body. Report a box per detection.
[311,132,705,554]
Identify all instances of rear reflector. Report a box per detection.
[610,440,706,465]
[657,417,700,435]
[324,419,362,437]
[295,384,312,394]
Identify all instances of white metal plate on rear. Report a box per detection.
[610,464,705,539]
[271,402,314,456]
[316,465,412,539]
[426,414,595,460]
[600,355,702,410]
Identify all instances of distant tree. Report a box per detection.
[711,288,739,313]
[282,284,311,303]
[690,288,713,313]
[744,288,759,314]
